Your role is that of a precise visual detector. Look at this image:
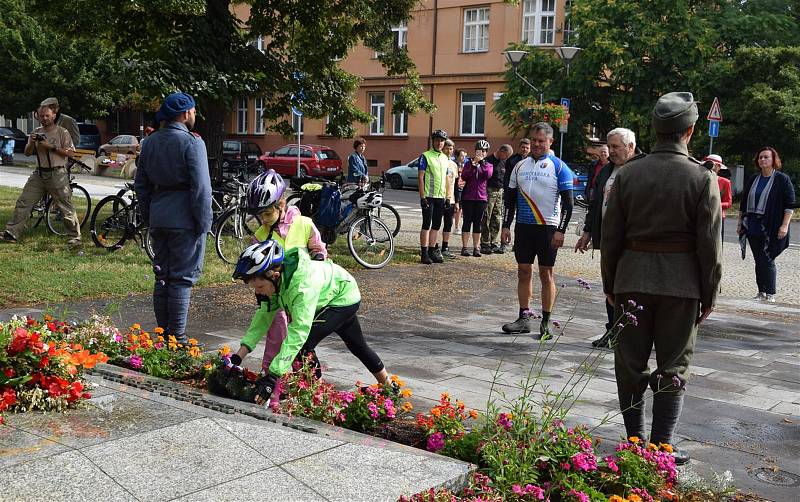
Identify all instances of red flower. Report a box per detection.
[3,368,14,378]
[38,356,50,369]
[8,329,29,355]
[1,387,18,410]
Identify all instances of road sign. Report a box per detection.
[707,97,722,122]
[290,94,303,117]
[559,98,570,133]
[708,119,720,138]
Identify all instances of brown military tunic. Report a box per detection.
[600,138,722,443]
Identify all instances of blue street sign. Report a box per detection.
[560,97,571,109]
[708,119,720,138]
[290,93,303,117]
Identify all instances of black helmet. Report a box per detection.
[475,139,490,151]
[431,129,448,140]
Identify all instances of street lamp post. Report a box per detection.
[503,50,543,105]
[553,46,582,158]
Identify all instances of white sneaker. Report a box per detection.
[752,292,765,300]
[765,294,777,303]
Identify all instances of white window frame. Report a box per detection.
[237,97,248,134]
[392,21,408,49]
[392,93,408,136]
[562,0,576,45]
[463,7,490,53]
[459,91,486,137]
[250,36,265,53]
[254,97,265,134]
[292,113,304,136]
[522,0,556,46]
[369,93,385,135]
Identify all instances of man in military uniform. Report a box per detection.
[40,98,80,146]
[135,92,212,345]
[601,92,722,464]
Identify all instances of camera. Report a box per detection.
[32,133,47,142]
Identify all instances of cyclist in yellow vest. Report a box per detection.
[229,170,327,373]
[417,129,450,264]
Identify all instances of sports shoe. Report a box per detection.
[498,243,508,253]
[752,292,765,301]
[536,320,553,341]
[0,230,17,243]
[442,248,456,259]
[480,244,493,255]
[502,311,532,334]
[672,448,690,466]
[592,332,613,348]
[491,244,503,254]
[765,294,777,303]
[472,247,482,257]
[461,247,470,257]
[454,229,462,235]
[420,248,432,264]
[430,246,444,263]
[67,238,82,246]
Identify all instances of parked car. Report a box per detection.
[260,144,342,179]
[0,126,28,153]
[570,163,589,199]
[385,158,420,190]
[99,134,139,156]
[76,123,101,153]
[222,139,263,173]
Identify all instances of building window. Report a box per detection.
[369,93,385,135]
[250,36,265,53]
[254,97,265,134]
[460,91,485,137]
[522,0,556,46]
[392,21,408,49]
[463,7,490,53]
[563,0,576,45]
[237,97,248,134]
[292,113,304,136]
[392,93,408,136]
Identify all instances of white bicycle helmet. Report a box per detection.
[232,240,285,281]
[475,139,490,151]
[355,191,383,209]
[246,169,286,214]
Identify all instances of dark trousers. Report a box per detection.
[442,203,455,233]
[747,235,777,294]
[614,292,698,443]
[461,200,487,234]
[150,228,206,337]
[301,302,384,374]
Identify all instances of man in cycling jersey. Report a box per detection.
[417,129,450,264]
[500,122,574,340]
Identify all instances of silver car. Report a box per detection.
[384,158,420,190]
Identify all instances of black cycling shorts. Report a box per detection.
[442,203,455,233]
[421,197,445,230]
[514,223,558,266]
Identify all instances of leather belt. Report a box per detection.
[37,166,65,172]
[625,240,695,253]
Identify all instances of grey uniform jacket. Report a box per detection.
[134,122,212,234]
[600,140,722,309]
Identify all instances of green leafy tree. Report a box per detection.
[29,0,433,164]
[0,0,121,119]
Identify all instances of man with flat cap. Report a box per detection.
[40,98,79,146]
[601,92,722,464]
[135,92,212,345]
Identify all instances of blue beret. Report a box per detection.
[156,92,196,122]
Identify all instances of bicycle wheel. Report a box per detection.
[46,184,92,235]
[347,215,394,269]
[90,195,131,250]
[142,227,155,260]
[29,197,46,229]
[375,203,400,237]
[215,207,261,264]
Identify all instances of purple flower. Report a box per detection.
[340,391,355,404]
[496,413,513,430]
[627,299,637,307]
[512,484,524,496]
[129,354,143,369]
[672,375,684,389]
[524,484,545,500]
[571,452,598,472]
[113,334,123,343]
[426,432,445,452]
[604,456,619,473]
[552,320,561,328]
[367,402,379,419]
[568,489,589,502]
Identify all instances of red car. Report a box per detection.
[259,144,342,178]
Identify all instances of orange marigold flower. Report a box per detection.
[469,410,479,419]
[203,363,213,370]
[157,335,165,343]
[131,323,141,331]
[219,345,231,357]
[188,338,198,346]
[401,402,413,412]
[647,443,658,452]
[659,443,674,453]
[400,389,412,398]
[431,408,442,418]
[628,436,641,444]
[609,496,625,502]
[440,392,450,402]
[188,346,201,358]
[168,335,178,351]
[44,314,53,321]
[627,495,642,502]
[456,400,465,409]
[154,327,165,334]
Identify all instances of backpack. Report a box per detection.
[315,183,341,229]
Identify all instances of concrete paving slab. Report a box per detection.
[0,425,71,468]
[173,466,326,502]
[82,417,275,501]
[282,442,471,502]
[0,450,137,502]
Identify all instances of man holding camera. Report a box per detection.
[1,105,79,244]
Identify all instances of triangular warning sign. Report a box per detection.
[707,97,722,121]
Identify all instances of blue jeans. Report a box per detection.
[747,235,776,295]
[150,228,207,336]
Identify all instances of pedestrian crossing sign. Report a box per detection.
[707,97,722,122]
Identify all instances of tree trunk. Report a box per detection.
[197,99,227,186]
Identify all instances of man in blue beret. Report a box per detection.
[135,92,212,344]
[601,92,722,465]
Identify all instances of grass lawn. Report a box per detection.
[0,186,417,307]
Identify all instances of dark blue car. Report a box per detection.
[77,123,101,153]
[570,163,589,199]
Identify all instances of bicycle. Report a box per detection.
[294,179,394,269]
[28,158,93,235]
[89,182,154,260]
[213,164,261,264]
